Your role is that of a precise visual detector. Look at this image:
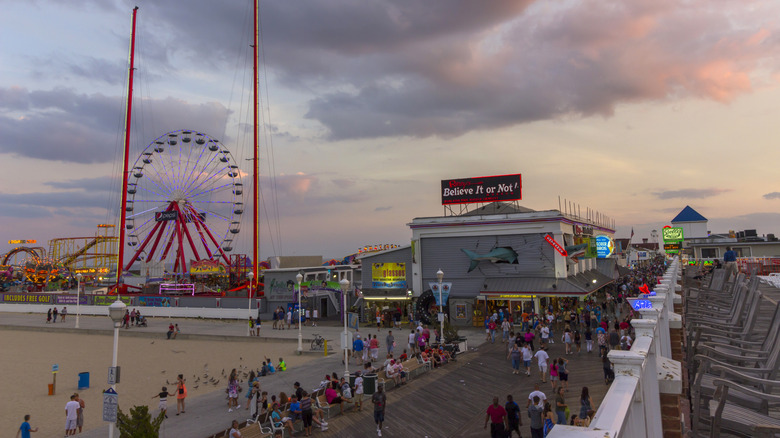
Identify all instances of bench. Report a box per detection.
[238,421,273,438]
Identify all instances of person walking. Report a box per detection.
[175,374,187,415]
[554,387,567,425]
[371,384,386,436]
[52,307,58,323]
[16,414,38,438]
[369,334,380,362]
[723,246,738,281]
[579,387,595,420]
[501,319,512,343]
[558,357,570,392]
[534,347,550,383]
[47,308,52,324]
[521,342,533,376]
[508,343,522,375]
[505,394,522,437]
[484,396,507,438]
[386,330,395,356]
[527,396,544,438]
[543,401,556,435]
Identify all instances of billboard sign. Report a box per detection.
[441,174,522,205]
[155,210,178,222]
[662,227,684,242]
[596,235,614,258]
[8,239,37,244]
[371,262,407,289]
[663,242,682,253]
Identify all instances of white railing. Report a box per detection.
[548,258,682,438]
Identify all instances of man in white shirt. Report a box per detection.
[526,383,547,408]
[540,325,550,346]
[65,394,80,436]
[521,344,533,376]
[501,320,512,343]
[534,347,550,383]
[408,330,416,354]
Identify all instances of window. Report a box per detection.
[733,247,750,257]
[700,248,718,258]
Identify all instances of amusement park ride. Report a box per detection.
[3,5,269,296]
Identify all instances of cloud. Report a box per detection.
[652,188,730,199]
[375,206,393,212]
[43,176,117,192]
[0,87,231,163]
[763,192,780,200]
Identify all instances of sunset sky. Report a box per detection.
[2,0,780,262]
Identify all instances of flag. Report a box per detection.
[630,227,635,240]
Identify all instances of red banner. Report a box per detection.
[544,234,567,256]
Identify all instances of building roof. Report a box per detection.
[671,205,707,223]
[482,269,614,296]
[459,202,536,216]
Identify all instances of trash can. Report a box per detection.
[48,383,54,396]
[363,373,377,396]
[348,372,356,388]
[78,372,90,390]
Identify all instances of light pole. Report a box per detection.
[107,298,126,438]
[296,273,303,354]
[76,273,82,328]
[247,272,254,336]
[436,269,444,346]
[339,278,350,377]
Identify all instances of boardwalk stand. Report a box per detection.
[49,363,59,395]
[103,388,119,422]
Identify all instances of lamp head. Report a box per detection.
[247,271,254,280]
[436,269,444,282]
[296,273,303,283]
[339,278,350,292]
[108,299,127,324]
[76,273,83,280]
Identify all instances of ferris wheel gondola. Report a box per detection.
[122,129,244,275]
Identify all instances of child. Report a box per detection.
[260,362,268,377]
[264,357,276,374]
[152,386,175,418]
[277,357,287,371]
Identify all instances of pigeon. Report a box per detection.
[193,385,199,389]
[161,370,166,374]
[213,380,220,385]
[150,341,155,344]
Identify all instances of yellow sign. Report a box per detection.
[189,259,226,275]
[496,294,537,299]
[74,267,110,274]
[8,239,37,244]
[371,262,406,289]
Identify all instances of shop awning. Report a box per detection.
[483,270,614,297]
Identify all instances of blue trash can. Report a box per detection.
[78,372,89,390]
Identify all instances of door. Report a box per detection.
[320,298,328,318]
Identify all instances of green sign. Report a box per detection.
[662,227,684,242]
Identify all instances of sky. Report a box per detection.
[2,0,780,264]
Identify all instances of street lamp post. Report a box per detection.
[107,299,127,438]
[76,273,83,328]
[296,273,303,354]
[339,278,350,377]
[436,269,444,346]
[247,272,254,336]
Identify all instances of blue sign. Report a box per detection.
[52,364,59,373]
[596,235,614,258]
[631,299,652,310]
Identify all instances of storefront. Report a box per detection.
[359,246,414,325]
[409,201,618,328]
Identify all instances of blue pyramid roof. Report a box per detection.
[671,205,707,223]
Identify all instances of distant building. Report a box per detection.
[670,206,708,239]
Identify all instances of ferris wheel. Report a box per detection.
[122,130,244,274]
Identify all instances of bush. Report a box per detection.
[117,405,165,438]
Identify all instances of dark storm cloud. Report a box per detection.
[763,192,780,200]
[0,87,230,163]
[252,0,779,140]
[653,188,730,200]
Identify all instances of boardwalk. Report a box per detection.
[323,332,611,437]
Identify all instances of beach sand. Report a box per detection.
[1,329,313,436]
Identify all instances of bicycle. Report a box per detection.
[310,333,325,351]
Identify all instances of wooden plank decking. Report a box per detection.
[321,333,612,437]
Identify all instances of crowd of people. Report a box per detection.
[486,257,669,437]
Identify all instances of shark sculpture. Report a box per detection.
[565,243,588,264]
[461,247,518,272]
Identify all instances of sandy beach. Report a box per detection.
[1,328,314,436]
